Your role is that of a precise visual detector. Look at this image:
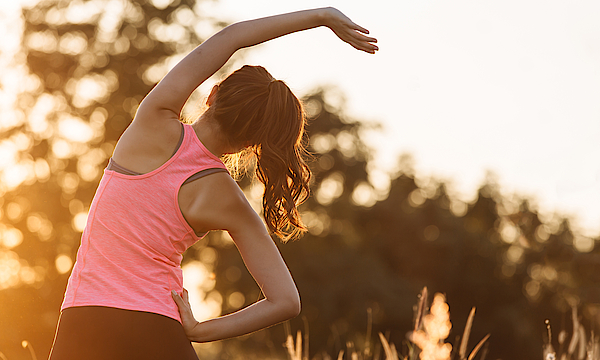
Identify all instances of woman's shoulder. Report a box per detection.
[179,172,256,233]
[110,116,183,174]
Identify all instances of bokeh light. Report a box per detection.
[55,254,73,275]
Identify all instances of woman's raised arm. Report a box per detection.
[136,7,378,125]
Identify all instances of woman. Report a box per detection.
[49,7,377,360]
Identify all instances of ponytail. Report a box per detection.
[210,66,311,241]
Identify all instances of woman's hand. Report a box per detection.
[171,289,200,339]
[321,7,378,54]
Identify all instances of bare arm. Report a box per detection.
[172,174,300,342]
[136,7,378,125]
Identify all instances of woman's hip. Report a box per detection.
[48,306,199,360]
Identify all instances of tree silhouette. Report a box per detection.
[208,89,599,360]
[0,1,228,358]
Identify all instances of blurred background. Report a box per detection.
[0,0,599,359]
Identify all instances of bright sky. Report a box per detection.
[197,0,600,237]
[5,0,600,237]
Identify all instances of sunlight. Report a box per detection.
[182,261,222,322]
[173,6,195,27]
[2,164,34,191]
[97,0,125,43]
[58,31,88,55]
[573,235,595,253]
[51,139,73,159]
[26,214,42,233]
[19,265,36,285]
[28,93,55,136]
[499,219,519,244]
[78,148,108,182]
[410,293,453,360]
[310,133,336,154]
[0,250,21,290]
[149,0,176,10]
[351,181,377,207]
[64,0,104,24]
[316,171,344,205]
[6,202,24,222]
[301,210,331,236]
[68,73,114,108]
[408,189,426,207]
[367,167,391,200]
[34,158,51,181]
[336,130,356,158]
[0,141,18,169]
[506,245,525,264]
[58,172,80,194]
[148,17,186,43]
[72,212,88,232]
[2,227,24,249]
[55,254,73,275]
[26,30,58,52]
[535,224,551,242]
[227,291,245,309]
[58,115,95,143]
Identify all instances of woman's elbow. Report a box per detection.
[279,293,301,320]
[289,296,302,318]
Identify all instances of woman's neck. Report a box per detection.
[191,114,230,158]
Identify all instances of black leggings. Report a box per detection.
[49,306,199,360]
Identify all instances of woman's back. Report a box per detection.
[61,123,228,321]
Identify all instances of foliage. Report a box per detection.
[208,90,600,360]
[1,1,599,360]
[0,0,228,358]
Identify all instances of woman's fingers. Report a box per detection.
[171,290,199,339]
[354,32,377,43]
[339,29,378,53]
[349,21,370,34]
[171,290,184,307]
[325,8,377,53]
[183,288,189,304]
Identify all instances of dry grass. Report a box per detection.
[5,288,600,360]
[544,306,600,360]
[284,287,490,360]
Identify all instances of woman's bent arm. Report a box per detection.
[172,173,301,342]
[137,7,377,124]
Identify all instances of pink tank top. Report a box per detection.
[61,124,228,322]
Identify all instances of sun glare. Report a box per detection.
[182,260,222,321]
[58,116,95,143]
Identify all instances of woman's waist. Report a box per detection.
[62,265,183,322]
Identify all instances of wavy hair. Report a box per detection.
[207,65,311,241]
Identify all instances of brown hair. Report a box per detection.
[207,65,311,241]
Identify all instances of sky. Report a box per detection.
[4,0,600,237]
[195,0,600,237]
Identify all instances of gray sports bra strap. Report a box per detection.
[106,122,227,184]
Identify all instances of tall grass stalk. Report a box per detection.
[21,341,37,360]
[284,287,489,360]
[545,306,600,360]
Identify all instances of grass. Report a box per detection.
[283,287,490,360]
[4,288,599,360]
[544,305,600,360]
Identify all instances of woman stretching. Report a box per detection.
[49,7,377,360]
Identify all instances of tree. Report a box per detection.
[208,89,599,360]
[0,1,228,358]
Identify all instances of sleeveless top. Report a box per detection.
[61,123,228,322]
